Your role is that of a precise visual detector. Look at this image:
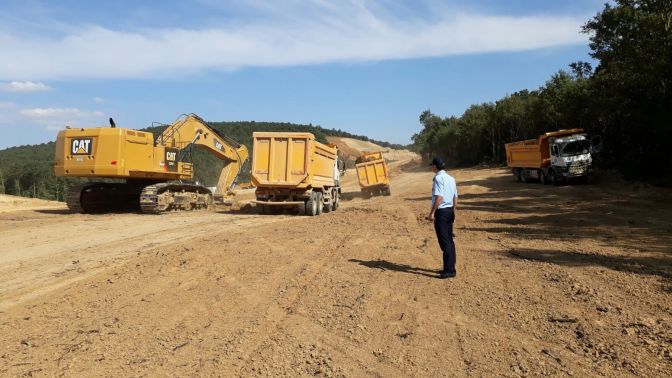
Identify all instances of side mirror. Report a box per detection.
[591,135,603,154]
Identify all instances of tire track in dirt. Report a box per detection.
[233,225,414,376]
[0,212,292,311]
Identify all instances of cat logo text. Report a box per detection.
[71,138,92,155]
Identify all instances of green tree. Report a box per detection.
[583,0,672,178]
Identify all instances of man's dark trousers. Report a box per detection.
[434,207,456,274]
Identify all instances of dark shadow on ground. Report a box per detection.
[404,196,431,202]
[349,258,440,278]
[33,209,76,215]
[341,191,372,201]
[33,208,143,215]
[453,165,672,276]
[504,248,672,281]
[217,203,301,216]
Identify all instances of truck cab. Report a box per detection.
[548,133,593,180]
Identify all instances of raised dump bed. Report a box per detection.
[355,151,391,196]
[251,132,340,215]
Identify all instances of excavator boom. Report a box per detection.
[156,114,249,199]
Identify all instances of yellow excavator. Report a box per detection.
[54,113,249,214]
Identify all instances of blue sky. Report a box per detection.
[0,0,606,148]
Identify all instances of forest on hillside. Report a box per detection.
[411,0,672,183]
[0,121,404,201]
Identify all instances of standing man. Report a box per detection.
[427,157,458,279]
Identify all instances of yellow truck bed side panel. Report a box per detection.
[356,158,390,188]
[251,132,336,189]
[505,141,545,169]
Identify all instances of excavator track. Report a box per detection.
[140,183,212,214]
[65,182,143,214]
[65,184,86,213]
[139,183,168,214]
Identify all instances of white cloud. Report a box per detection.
[0,101,18,110]
[0,1,588,80]
[0,81,52,92]
[19,107,105,130]
[93,97,105,103]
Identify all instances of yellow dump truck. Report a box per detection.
[355,151,391,196]
[505,129,596,185]
[251,132,340,216]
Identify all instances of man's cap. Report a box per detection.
[430,157,445,168]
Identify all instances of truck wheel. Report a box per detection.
[549,170,560,186]
[333,191,340,210]
[383,187,391,196]
[514,169,521,182]
[316,192,324,215]
[540,170,548,185]
[304,192,318,216]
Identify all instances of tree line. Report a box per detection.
[412,0,672,183]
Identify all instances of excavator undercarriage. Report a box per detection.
[65,181,214,214]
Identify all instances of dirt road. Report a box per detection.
[0,164,670,376]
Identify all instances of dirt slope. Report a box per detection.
[326,137,418,166]
[0,165,670,377]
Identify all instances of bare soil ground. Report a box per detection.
[0,162,670,377]
[0,194,64,213]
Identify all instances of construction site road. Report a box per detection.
[0,163,670,377]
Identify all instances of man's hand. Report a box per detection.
[427,212,435,221]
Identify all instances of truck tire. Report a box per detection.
[323,196,333,213]
[382,186,391,196]
[514,169,521,182]
[549,169,560,186]
[333,190,340,210]
[316,192,324,215]
[540,170,549,185]
[304,192,318,216]
[520,169,528,183]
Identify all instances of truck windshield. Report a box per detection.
[561,140,590,156]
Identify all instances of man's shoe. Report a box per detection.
[438,271,456,279]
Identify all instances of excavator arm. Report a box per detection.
[157,113,249,198]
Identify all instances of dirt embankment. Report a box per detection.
[0,164,670,377]
[326,137,419,167]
